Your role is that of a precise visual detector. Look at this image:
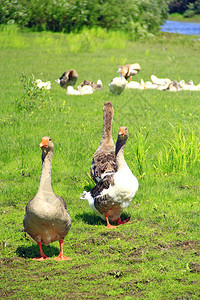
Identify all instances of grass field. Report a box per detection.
[0,26,200,299]
[169,13,200,23]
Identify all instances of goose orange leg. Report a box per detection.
[105,213,117,229]
[115,216,131,225]
[33,241,49,261]
[54,239,72,261]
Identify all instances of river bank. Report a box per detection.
[169,12,200,23]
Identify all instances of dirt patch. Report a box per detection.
[179,185,200,190]
[152,240,200,252]
[0,257,26,268]
[0,287,18,298]
[189,262,200,273]
[70,263,91,271]
[100,230,124,238]
[173,240,199,247]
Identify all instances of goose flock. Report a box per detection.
[125,75,200,92]
[23,101,139,259]
[108,64,200,94]
[55,69,103,95]
[35,64,200,95]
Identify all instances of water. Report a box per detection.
[161,20,200,35]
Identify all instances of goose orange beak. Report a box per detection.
[119,128,125,135]
[121,68,126,77]
[39,138,48,148]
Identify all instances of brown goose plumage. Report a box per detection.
[118,63,141,81]
[23,137,71,261]
[90,101,116,184]
[78,79,103,90]
[55,69,78,88]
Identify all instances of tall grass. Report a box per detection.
[0,24,130,52]
[156,123,200,174]
[131,130,151,176]
[67,27,129,53]
[0,24,26,49]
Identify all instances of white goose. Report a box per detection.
[23,137,72,261]
[151,75,171,87]
[82,126,139,229]
[179,80,200,91]
[91,101,116,184]
[66,85,93,95]
[109,76,127,95]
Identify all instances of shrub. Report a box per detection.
[0,0,168,37]
[169,0,200,15]
[16,73,53,112]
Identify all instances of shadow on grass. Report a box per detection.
[75,212,105,225]
[75,211,131,225]
[16,244,59,259]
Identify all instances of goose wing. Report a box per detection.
[90,175,121,217]
[91,151,116,183]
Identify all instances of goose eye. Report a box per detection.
[49,138,52,141]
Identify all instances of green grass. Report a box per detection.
[0,26,200,299]
[169,13,200,23]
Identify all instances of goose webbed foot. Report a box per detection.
[115,217,131,225]
[54,239,72,261]
[105,213,117,229]
[33,255,50,261]
[54,254,72,261]
[33,241,50,261]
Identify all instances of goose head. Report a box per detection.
[118,126,129,141]
[118,66,128,78]
[39,136,54,157]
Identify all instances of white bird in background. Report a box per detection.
[151,75,171,87]
[109,76,127,95]
[66,86,82,95]
[179,80,200,91]
[126,81,140,89]
[66,85,93,95]
[79,85,93,94]
[35,79,51,90]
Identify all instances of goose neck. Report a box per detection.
[38,150,53,194]
[101,110,113,143]
[115,138,127,170]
